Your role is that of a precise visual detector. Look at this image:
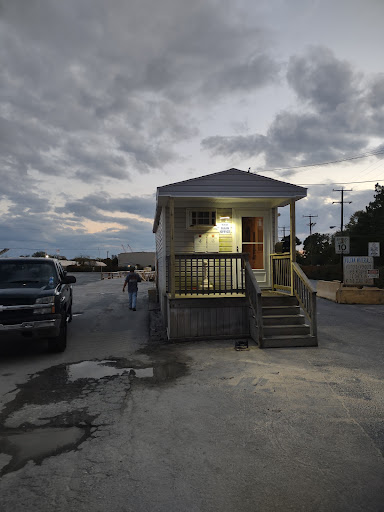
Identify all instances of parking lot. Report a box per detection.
[0,275,383,512]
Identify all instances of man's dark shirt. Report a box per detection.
[124,272,142,292]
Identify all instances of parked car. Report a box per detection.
[0,258,76,352]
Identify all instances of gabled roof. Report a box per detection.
[153,168,307,232]
[157,168,306,199]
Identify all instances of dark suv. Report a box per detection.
[0,258,76,352]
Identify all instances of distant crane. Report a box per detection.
[121,244,133,253]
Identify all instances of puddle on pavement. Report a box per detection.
[67,360,154,381]
[1,426,85,474]
[66,360,185,383]
[0,358,187,475]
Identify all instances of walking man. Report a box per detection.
[122,267,142,311]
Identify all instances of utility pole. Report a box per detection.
[332,188,352,233]
[303,214,318,236]
[303,214,318,265]
[333,188,352,282]
[280,226,289,239]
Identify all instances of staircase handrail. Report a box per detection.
[244,259,263,345]
[292,262,317,338]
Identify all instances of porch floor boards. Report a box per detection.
[171,293,246,299]
[171,289,290,299]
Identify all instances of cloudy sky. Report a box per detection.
[1,0,384,258]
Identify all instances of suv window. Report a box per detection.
[0,261,58,288]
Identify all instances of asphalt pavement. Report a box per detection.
[0,275,383,512]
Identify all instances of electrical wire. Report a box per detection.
[257,148,384,173]
[297,179,384,186]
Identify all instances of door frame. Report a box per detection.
[233,208,272,288]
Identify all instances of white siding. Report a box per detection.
[165,207,234,254]
[155,208,167,313]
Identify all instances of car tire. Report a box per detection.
[47,315,67,353]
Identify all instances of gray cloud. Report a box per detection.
[286,46,358,112]
[202,46,384,168]
[0,0,278,189]
[203,54,281,96]
[55,193,155,221]
[0,215,154,259]
[1,1,381,259]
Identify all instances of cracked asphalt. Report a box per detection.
[0,274,383,512]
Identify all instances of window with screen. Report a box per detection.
[187,210,216,228]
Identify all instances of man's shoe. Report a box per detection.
[129,307,132,310]
[132,308,136,311]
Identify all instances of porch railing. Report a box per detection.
[244,258,263,345]
[166,253,246,295]
[271,253,291,292]
[292,262,317,338]
[271,253,317,338]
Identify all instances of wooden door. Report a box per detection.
[234,209,271,287]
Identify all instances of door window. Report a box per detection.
[242,217,264,269]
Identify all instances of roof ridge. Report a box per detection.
[158,168,307,190]
[158,168,243,189]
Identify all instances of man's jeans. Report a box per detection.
[128,291,137,309]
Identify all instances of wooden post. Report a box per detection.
[169,197,175,299]
[290,199,296,296]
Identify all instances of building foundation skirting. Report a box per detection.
[167,297,250,340]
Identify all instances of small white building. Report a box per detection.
[153,168,317,347]
[118,252,155,269]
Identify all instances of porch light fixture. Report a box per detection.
[219,216,230,220]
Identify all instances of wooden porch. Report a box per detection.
[164,252,317,347]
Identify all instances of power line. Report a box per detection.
[297,179,383,186]
[257,149,384,173]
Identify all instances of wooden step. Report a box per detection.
[263,324,310,336]
[261,295,298,307]
[261,335,318,348]
[263,314,305,326]
[262,305,300,316]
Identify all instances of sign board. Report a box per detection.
[335,236,350,254]
[194,233,220,253]
[367,269,379,279]
[343,256,374,285]
[368,242,380,257]
[218,222,231,234]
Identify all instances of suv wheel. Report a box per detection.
[48,315,67,353]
